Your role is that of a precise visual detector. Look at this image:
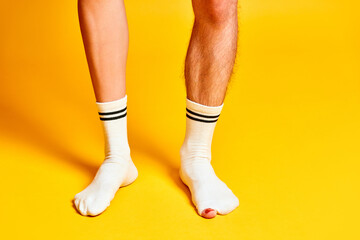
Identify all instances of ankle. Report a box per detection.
[104,151,131,164]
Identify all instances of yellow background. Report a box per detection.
[0,0,359,239]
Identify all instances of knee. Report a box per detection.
[78,0,110,6]
[194,0,238,24]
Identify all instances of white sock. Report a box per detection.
[180,98,239,217]
[74,95,138,216]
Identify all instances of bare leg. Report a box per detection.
[185,0,238,106]
[74,0,137,216]
[78,0,128,102]
[180,0,239,219]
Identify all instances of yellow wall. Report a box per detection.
[0,0,359,239]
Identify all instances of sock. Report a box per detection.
[74,95,138,216]
[180,98,239,218]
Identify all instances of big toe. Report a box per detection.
[77,199,88,216]
[73,197,80,208]
[201,208,217,219]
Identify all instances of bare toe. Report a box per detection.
[201,208,217,219]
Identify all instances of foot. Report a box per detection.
[74,157,138,216]
[180,161,239,219]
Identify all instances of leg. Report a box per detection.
[180,0,239,218]
[185,0,238,106]
[79,0,128,102]
[73,0,137,216]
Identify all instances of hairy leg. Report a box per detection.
[185,0,238,106]
[74,0,137,216]
[181,0,239,219]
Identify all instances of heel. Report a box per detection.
[122,160,138,187]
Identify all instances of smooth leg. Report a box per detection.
[78,0,129,102]
[74,0,137,216]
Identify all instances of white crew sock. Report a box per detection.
[180,98,239,217]
[74,95,138,216]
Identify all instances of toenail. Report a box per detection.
[205,208,215,214]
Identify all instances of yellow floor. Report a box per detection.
[0,0,359,239]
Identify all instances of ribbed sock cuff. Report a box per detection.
[96,95,127,121]
[185,98,223,123]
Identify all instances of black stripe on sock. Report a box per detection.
[186,114,218,123]
[98,107,127,116]
[186,108,220,119]
[100,112,127,121]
